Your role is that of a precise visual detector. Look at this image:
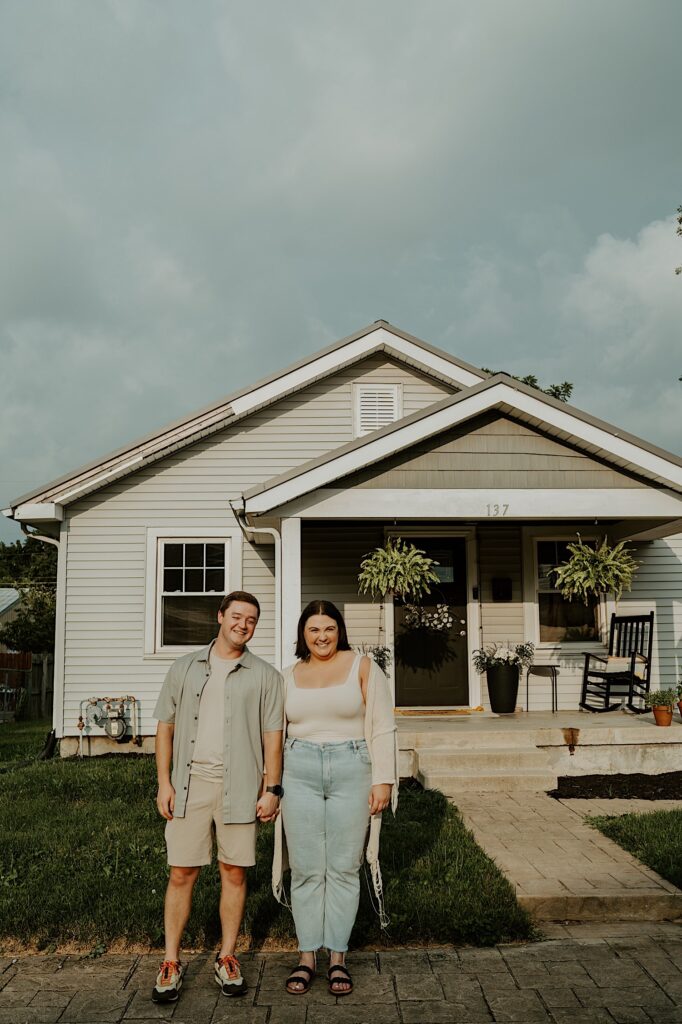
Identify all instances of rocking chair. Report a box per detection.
[579,612,654,714]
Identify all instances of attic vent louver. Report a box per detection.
[353,383,402,437]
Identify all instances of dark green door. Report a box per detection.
[394,537,469,707]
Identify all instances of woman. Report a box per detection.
[272,600,397,997]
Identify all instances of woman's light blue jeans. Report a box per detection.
[281,737,372,953]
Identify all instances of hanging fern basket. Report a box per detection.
[551,535,639,605]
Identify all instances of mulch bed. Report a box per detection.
[549,771,682,800]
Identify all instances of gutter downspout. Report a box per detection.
[230,500,282,671]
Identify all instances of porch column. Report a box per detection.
[281,517,301,667]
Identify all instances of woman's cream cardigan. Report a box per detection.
[271,656,399,926]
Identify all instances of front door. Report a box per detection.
[394,537,469,707]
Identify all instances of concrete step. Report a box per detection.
[405,731,541,751]
[417,747,551,772]
[517,890,682,922]
[419,768,558,794]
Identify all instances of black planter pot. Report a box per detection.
[486,663,520,714]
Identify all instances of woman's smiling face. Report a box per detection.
[303,614,339,659]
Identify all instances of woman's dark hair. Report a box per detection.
[295,600,352,661]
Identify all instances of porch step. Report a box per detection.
[417,746,552,772]
[419,768,558,794]
[404,730,547,751]
[415,742,558,793]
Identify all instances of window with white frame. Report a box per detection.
[158,539,229,648]
[353,383,402,437]
[536,539,599,644]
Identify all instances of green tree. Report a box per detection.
[481,369,574,402]
[0,539,57,654]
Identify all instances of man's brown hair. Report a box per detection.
[219,591,261,618]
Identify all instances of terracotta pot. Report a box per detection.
[486,663,520,715]
[652,705,673,727]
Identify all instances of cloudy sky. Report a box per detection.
[2,0,681,541]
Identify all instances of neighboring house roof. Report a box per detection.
[242,373,682,515]
[3,321,487,519]
[0,589,20,615]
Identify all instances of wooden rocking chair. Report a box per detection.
[579,612,654,714]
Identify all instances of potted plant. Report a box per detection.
[551,535,639,605]
[677,680,682,719]
[644,688,677,727]
[472,642,535,715]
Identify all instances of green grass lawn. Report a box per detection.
[0,719,52,764]
[592,809,682,890]
[0,753,533,949]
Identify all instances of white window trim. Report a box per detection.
[352,382,403,438]
[521,526,613,653]
[144,528,243,658]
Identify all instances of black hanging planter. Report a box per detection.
[486,663,520,714]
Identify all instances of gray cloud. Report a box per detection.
[2,0,681,540]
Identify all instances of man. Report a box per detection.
[151,590,283,1004]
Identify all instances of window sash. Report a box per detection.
[154,537,231,653]
[534,538,600,644]
[160,541,228,595]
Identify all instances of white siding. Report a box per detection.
[60,357,454,736]
[620,534,682,689]
[300,521,386,659]
[477,525,525,709]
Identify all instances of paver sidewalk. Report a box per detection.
[455,792,682,922]
[1,924,682,1024]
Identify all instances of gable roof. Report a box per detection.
[4,321,486,518]
[242,373,682,514]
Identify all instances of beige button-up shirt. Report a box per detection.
[154,642,284,823]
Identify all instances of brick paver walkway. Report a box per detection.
[454,793,682,921]
[2,924,682,1023]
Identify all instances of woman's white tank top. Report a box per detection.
[285,654,365,743]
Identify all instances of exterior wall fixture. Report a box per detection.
[78,695,139,751]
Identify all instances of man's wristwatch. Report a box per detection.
[266,784,284,798]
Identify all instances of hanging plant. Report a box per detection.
[551,534,639,604]
[403,603,453,633]
[357,537,440,602]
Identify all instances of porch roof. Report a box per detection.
[243,375,682,517]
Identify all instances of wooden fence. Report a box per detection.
[0,652,53,721]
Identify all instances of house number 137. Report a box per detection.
[486,503,509,517]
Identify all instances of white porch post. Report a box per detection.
[281,517,302,667]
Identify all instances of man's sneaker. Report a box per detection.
[214,953,247,997]
[151,959,184,1003]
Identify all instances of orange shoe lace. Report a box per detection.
[159,960,180,985]
[217,953,240,979]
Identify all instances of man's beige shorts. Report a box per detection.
[165,775,257,867]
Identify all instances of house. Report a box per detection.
[3,321,682,754]
[0,588,21,653]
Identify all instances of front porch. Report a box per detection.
[270,517,678,714]
[397,710,682,794]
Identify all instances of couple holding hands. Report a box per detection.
[152,591,397,1005]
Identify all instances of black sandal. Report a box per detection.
[285,963,315,995]
[327,963,353,996]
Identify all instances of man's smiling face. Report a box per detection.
[217,600,259,652]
